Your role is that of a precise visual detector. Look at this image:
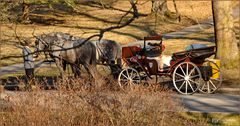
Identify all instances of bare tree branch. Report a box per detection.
[173,0,181,22]
[98,0,139,40]
[0,0,139,61]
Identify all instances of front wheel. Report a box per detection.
[118,68,141,91]
[172,62,202,95]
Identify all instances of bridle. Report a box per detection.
[35,37,50,59]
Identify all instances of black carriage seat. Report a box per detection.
[145,42,164,57]
[145,47,162,57]
[144,35,163,57]
[172,46,216,63]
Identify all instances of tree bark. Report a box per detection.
[173,0,181,22]
[21,0,30,23]
[0,23,1,65]
[212,1,239,69]
[151,0,168,15]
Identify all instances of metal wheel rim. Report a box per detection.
[118,67,141,90]
[173,62,202,95]
[199,60,222,94]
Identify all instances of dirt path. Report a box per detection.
[176,93,240,114]
[0,61,53,76]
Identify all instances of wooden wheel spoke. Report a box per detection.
[129,69,134,78]
[189,74,200,79]
[131,74,137,79]
[132,76,140,79]
[126,69,130,78]
[120,79,128,82]
[187,80,195,92]
[179,81,186,90]
[186,63,189,75]
[189,67,195,76]
[209,80,217,89]
[180,65,186,76]
[188,78,200,85]
[176,73,185,78]
[207,81,210,93]
[185,80,188,94]
[175,78,185,83]
[121,73,128,79]
[201,82,207,90]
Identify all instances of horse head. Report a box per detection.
[34,36,49,58]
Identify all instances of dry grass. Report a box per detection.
[0,77,208,126]
[168,1,212,21]
[0,44,22,66]
[162,27,215,55]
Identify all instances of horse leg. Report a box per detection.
[72,63,81,77]
[83,63,102,89]
[63,60,67,71]
[108,59,121,79]
[117,58,122,69]
[113,58,122,79]
[55,58,65,79]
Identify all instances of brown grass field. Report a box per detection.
[0,78,210,126]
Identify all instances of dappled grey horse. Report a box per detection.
[34,32,98,79]
[35,32,122,79]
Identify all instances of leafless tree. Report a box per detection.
[21,0,30,23]
[151,0,168,14]
[173,0,180,22]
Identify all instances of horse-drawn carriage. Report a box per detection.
[118,35,222,95]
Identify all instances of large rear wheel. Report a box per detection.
[173,62,202,95]
[118,68,141,91]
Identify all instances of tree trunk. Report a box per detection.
[151,0,168,15]
[173,0,181,22]
[0,23,1,65]
[212,1,239,69]
[21,0,30,23]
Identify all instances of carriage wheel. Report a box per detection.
[118,68,141,90]
[199,60,222,94]
[173,62,202,95]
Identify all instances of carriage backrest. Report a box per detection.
[122,46,142,58]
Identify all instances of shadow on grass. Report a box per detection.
[183,112,240,126]
[9,1,162,39]
[1,75,58,90]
